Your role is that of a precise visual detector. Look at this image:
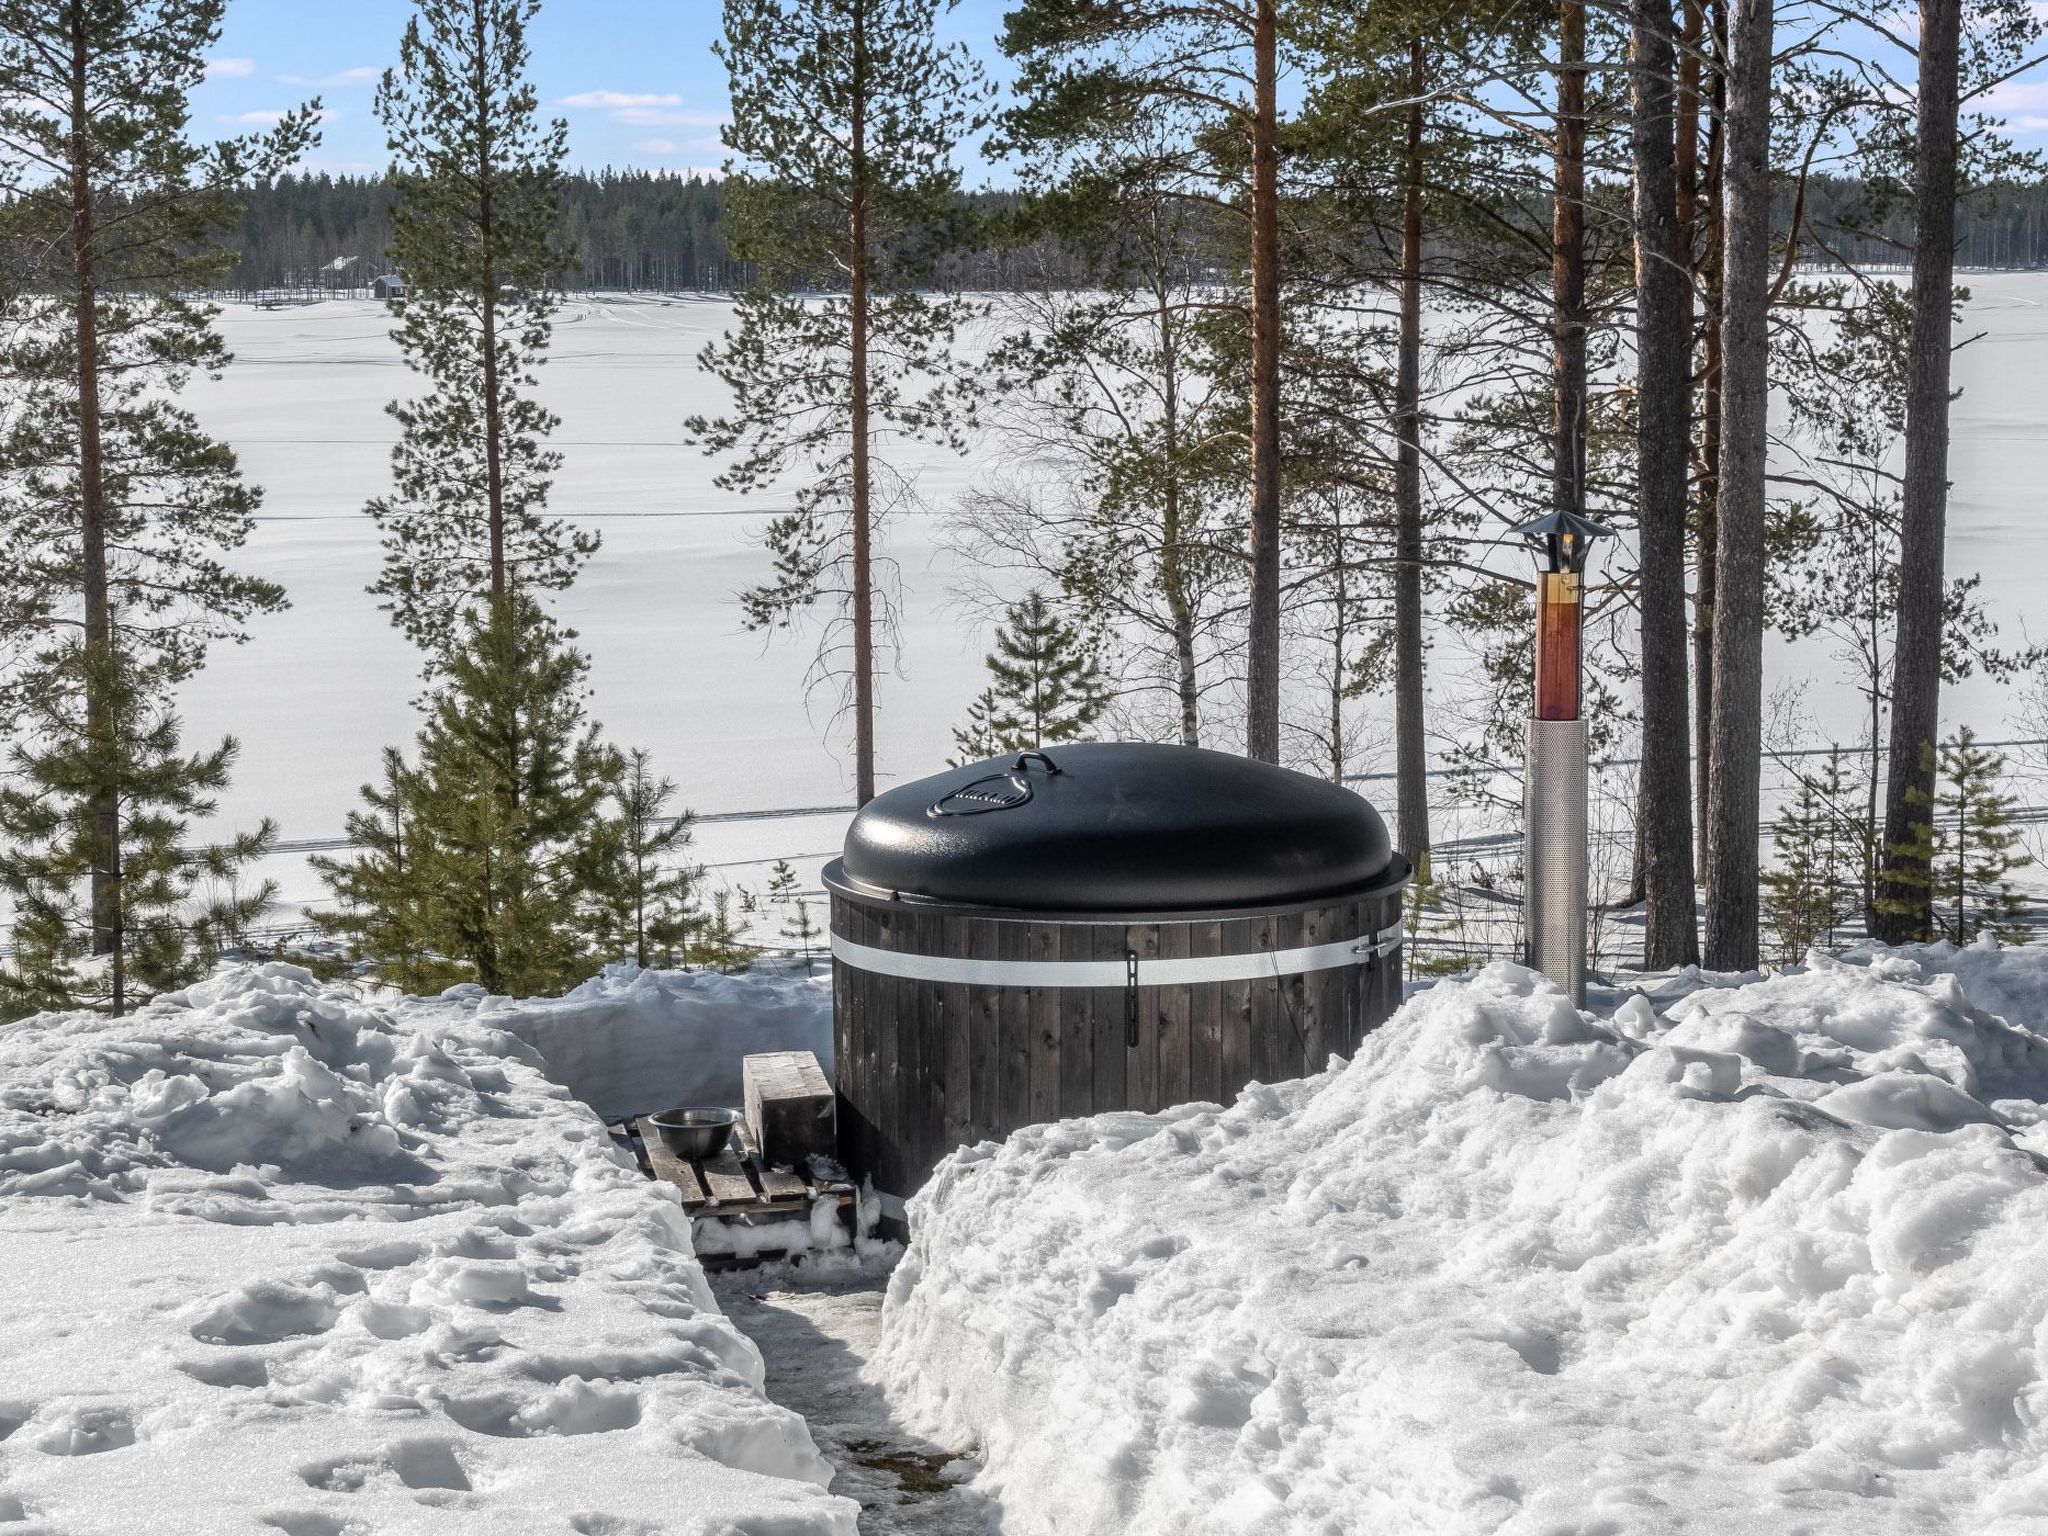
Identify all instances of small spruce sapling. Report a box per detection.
[582,749,698,968]
[1761,747,1865,965]
[697,889,760,975]
[1932,727,2032,944]
[949,590,1110,760]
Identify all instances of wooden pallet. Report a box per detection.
[630,1116,856,1267]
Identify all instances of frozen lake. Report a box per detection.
[177,280,2048,921]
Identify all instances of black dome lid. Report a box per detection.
[831,742,1402,913]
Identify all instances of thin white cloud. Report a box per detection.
[278,65,382,87]
[560,90,683,109]
[559,90,727,129]
[221,109,285,126]
[205,57,256,79]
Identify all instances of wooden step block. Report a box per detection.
[743,1050,835,1170]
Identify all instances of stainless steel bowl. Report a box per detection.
[646,1106,740,1161]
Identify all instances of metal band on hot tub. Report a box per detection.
[829,922,1404,988]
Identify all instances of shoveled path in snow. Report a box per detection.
[711,1266,996,1535]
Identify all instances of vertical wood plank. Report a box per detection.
[1189,920,1223,1106]
[1220,917,1255,1100]
[942,914,971,1156]
[1092,923,1128,1112]
[1155,922,1191,1111]
[1059,922,1095,1120]
[998,921,1033,1137]
[1028,921,1061,1125]
[1261,909,1306,1085]
[968,918,1001,1146]
[1128,922,1161,1112]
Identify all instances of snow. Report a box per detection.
[876,944,2048,1534]
[399,960,834,1121]
[0,962,857,1535]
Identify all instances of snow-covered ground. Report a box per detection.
[413,961,834,1121]
[176,282,2048,927]
[0,963,857,1535]
[877,943,2048,1534]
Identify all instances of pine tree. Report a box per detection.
[766,859,800,904]
[1930,728,2031,945]
[368,0,593,656]
[315,596,619,996]
[1760,748,1864,966]
[948,686,1007,767]
[688,0,988,806]
[0,651,277,1017]
[579,750,699,969]
[697,889,760,975]
[967,592,1109,754]
[308,748,453,995]
[0,0,312,1015]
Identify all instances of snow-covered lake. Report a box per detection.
[179,279,2048,918]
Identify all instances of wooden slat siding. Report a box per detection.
[909,908,937,1185]
[833,897,866,1179]
[1261,909,1306,1085]
[1299,901,1333,1075]
[1058,921,1096,1120]
[1127,923,1161,1112]
[968,917,1001,1146]
[875,901,905,1199]
[1155,923,1191,1111]
[1092,922,1128,1114]
[1376,892,1405,1039]
[1028,921,1061,1126]
[1220,917,1255,1098]
[1189,920,1224,1105]
[941,914,972,1155]
[997,920,1033,1141]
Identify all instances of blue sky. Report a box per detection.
[190,0,1014,178]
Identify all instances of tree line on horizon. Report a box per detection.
[1,0,2044,1020]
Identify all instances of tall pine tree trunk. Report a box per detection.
[1632,0,1700,965]
[1394,38,1433,886]
[1871,0,1960,942]
[1554,0,1589,524]
[1691,0,1726,844]
[848,0,877,806]
[1245,0,1283,764]
[1703,0,1773,970]
[66,5,122,1010]
[475,0,506,604]
[1156,274,1201,748]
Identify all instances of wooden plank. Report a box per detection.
[895,908,925,1192]
[642,1136,714,1208]
[942,915,972,1154]
[698,1146,757,1207]
[1155,924,1192,1111]
[916,908,946,1184]
[968,917,1000,1146]
[1028,921,1061,1126]
[1092,922,1127,1112]
[997,921,1033,1139]
[1258,910,1306,1085]
[1300,901,1340,1073]
[1189,920,1223,1105]
[1059,922,1095,1120]
[1128,922,1161,1113]
[1220,917,1255,1100]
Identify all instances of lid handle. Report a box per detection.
[1013,750,1061,776]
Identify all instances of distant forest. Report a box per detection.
[225,169,2048,300]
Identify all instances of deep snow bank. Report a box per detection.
[877,946,2048,1535]
[0,963,854,1535]
[409,961,834,1121]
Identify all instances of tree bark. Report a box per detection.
[67,4,123,1011]
[1702,0,1773,970]
[474,0,505,605]
[1156,275,1201,748]
[1553,0,1589,523]
[1245,0,1283,764]
[849,0,877,805]
[1632,0,1701,966]
[1870,0,1960,943]
[1393,38,1433,885]
[1691,0,1726,844]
